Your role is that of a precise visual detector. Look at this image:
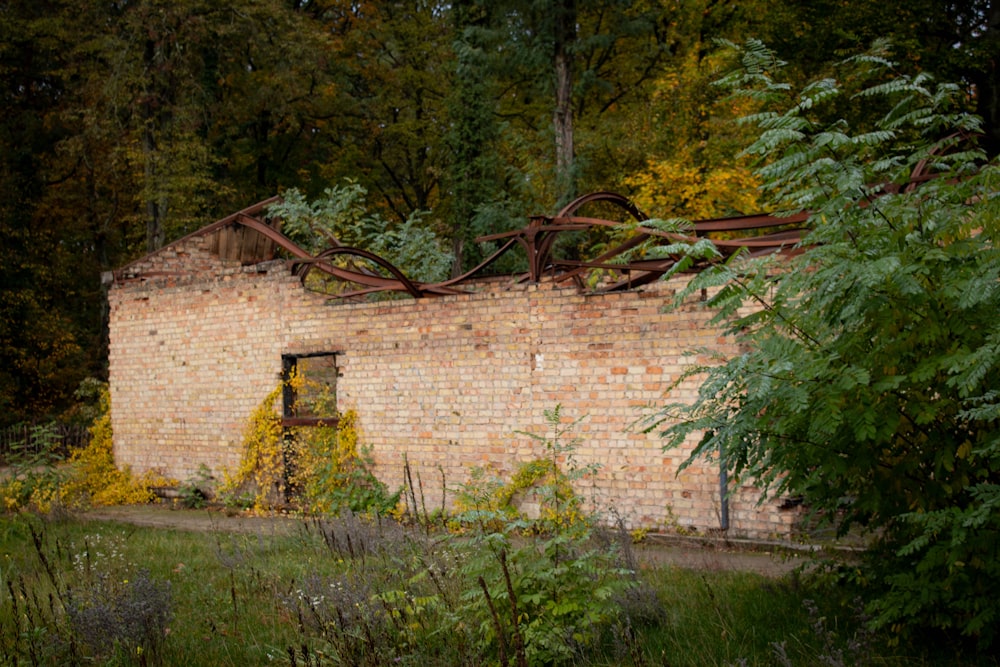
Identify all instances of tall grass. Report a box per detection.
[0,512,993,666]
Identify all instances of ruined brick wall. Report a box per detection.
[108,236,798,540]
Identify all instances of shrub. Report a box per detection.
[59,384,163,507]
[1,384,160,513]
[65,568,173,662]
[267,181,453,286]
[221,373,398,515]
[292,410,401,516]
[177,464,213,509]
[0,423,67,513]
[451,406,639,664]
[453,405,598,535]
[650,40,1000,646]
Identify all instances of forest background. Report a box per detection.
[2,0,998,426]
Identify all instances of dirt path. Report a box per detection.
[79,504,811,578]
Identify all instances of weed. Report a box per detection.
[596,512,666,629]
[0,522,173,666]
[0,423,67,513]
[0,513,990,666]
[178,464,214,509]
[453,404,599,536]
[65,568,173,663]
[447,406,637,664]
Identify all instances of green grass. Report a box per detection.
[0,512,995,666]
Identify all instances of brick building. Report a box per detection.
[105,197,801,540]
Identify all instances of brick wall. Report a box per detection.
[108,234,799,540]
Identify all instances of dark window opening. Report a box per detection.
[281,353,338,427]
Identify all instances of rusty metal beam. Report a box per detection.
[278,189,816,298]
[111,159,947,296]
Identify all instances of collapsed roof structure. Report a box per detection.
[109,191,810,296]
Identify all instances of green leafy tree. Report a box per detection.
[755,0,1000,156]
[268,183,452,283]
[314,2,452,224]
[478,0,686,206]
[0,0,343,423]
[651,41,1000,644]
[443,0,509,276]
[0,2,90,424]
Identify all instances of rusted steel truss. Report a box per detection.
[109,191,810,296]
[288,191,809,300]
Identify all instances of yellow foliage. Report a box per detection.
[60,387,168,507]
[630,527,649,544]
[623,44,764,220]
[291,408,364,515]
[625,146,762,220]
[1,385,165,513]
[221,369,378,515]
[1,480,21,512]
[0,481,60,515]
[453,456,589,533]
[219,382,286,512]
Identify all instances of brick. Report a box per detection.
[107,247,796,541]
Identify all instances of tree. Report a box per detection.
[621,44,763,219]
[443,0,506,275]
[753,0,1000,157]
[0,1,89,424]
[207,0,344,202]
[314,2,453,224]
[485,0,684,206]
[651,42,1000,644]
[0,0,342,423]
[266,183,452,284]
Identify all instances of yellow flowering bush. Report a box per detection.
[1,385,164,513]
[221,371,398,515]
[60,385,167,507]
[218,382,286,512]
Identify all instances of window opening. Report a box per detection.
[281,353,338,427]
[280,352,339,502]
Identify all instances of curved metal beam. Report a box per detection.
[297,246,424,298]
[555,191,648,221]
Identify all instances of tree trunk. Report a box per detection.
[142,36,165,252]
[552,0,576,206]
[142,124,165,252]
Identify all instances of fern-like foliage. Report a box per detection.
[268,181,452,283]
[650,41,1000,647]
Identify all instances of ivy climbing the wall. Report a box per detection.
[220,371,399,515]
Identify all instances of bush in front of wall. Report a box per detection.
[453,404,597,535]
[221,372,398,515]
[0,382,165,513]
[59,384,166,508]
[447,405,648,665]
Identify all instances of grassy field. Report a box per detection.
[0,511,992,666]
